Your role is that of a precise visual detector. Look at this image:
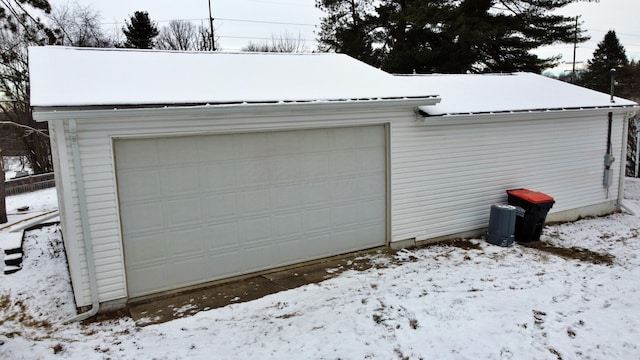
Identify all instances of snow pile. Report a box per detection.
[1,182,640,358]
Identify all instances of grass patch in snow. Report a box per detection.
[519,241,614,265]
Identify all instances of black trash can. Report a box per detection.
[487,204,516,247]
[506,189,555,242]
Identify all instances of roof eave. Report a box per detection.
[32,96,442,122]
[417,105,639,125]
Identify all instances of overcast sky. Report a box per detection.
[49,0,639,73]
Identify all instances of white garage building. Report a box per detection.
[29,47,637,312]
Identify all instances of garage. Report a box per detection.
[115,126,387,298]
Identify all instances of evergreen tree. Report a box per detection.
[316,0,590,74]
[580,30,630,96]
[122,11,159,49]
[0,0,56,43]
[316,0,378,65]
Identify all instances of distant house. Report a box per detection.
[29,46,637,312]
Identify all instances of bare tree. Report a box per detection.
[0,0,55,223]
[0,28,52,176]
[242,31,307,53]
[195,23,216,51]
[157,20,196,50]
[48,2,112,47]
[157,20,218,51]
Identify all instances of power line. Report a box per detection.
[218,35,316,42]
[216,17,316,27]
[100,16,316,27]
[586,28,640,39]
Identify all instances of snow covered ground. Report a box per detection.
[1,182,640,359]
[3,156,32,181]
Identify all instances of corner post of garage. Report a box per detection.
[65,119,100,323]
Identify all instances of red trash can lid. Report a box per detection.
[507,188,554,204]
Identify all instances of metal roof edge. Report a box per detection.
[417,105,639,125]
[33,96,441,122]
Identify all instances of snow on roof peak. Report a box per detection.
[28,46,438,108]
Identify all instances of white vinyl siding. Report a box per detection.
[390,112,623,242]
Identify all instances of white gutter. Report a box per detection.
[65,119,100,323]
[32,96,441,122]
[416,106,638,125]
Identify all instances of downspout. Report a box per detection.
[618,113,629,210]
[65,119,100,322]
[603,69,616,199]
[604,112,615,198]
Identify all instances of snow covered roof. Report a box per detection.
[28,46,439,108]
[404,73,638,117]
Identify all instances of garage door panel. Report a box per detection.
[339,226,384,250]
[202,163,237,189]
[301,155,330,180]
[121,202,164,234]
[206,250,242,277]
[270,185,302,209]
[118,169,161,201]
[128,264,169,295]
[118,126,386,298]
[159,137,199,166]
[204,193,237,220]
[272,212,303,237]
[115,139,160,169]
[165,197,202,226]
[126,233,166,263]
[330,152,359,175]
[302,181,332,206]
[358,148,386,171]
[333,178,360,201]
[235,160,269,186]
[357,125,386,146]
[267,131,300,155]
[239,217,272,244]
[331,127,357,149]
[359,175,386,197]
[303,208,333,232]
[236,133,268,157]
[238,189,270,214]
[300,130,330,153]
[204,222,239,249]
[160,165,201,195]
[196,135,236,160]
[332,204,359,227]
[167,227,204,256]
[359,199,386,223]
[269,157,301,183]
[303,233,333,256]
[168,256,208,287]
[243,239,302,271]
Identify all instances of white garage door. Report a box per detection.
[115,126,387,298]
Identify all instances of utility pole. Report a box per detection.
[208,0,216,50]
[571,16,579,83]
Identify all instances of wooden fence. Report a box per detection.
[4,173,55,196]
